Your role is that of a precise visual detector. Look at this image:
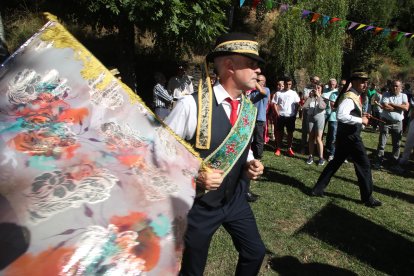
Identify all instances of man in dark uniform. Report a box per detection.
[165,33,266,275]
[311,71,382,208]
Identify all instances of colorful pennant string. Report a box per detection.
[239,1,414,42]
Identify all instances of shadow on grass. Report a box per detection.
[297,203,414,275]
[262,168,361,204]
[373,185,414,204]
[298,159,414,205]
[321,166,414,204]
[261,167,310,195]
[268,255,357,275]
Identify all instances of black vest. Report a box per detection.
[337,91,362,137]
[190,93,249,208]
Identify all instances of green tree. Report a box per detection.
[41,0,231,91]
[344,0,398,75]
[265,0,348,82]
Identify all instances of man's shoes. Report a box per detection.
[306,155,313,165]
[287,148,295,157]
[364,196,382,208]
[328,155,334,162]
[317,158,325,166]
[246,192,259,202]
[274,148,281,156]
[311,189,324,197]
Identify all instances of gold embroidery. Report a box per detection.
[213,40,259,56]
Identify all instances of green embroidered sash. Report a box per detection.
[202,95,257,178]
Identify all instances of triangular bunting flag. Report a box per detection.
[339,20,349,28]
[265,0,273,10]
[374,27,384,35]
[311,13,321,23]
[348,22,359,30]
[356,24,367,30]
[330,17,340,23]
[411,34,414,39]
[252,0,261,9]
[390,31,399,40]
[301,10,311,19]
[322,15,331,27]
[404,33,412,37]
[365,26,375,31]
[396,32,405,41]
[381,28,391,37]
[240,0,246,7]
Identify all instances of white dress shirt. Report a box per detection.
[165,83,253,161]
[337,88,362,125]
[167,75,194,99]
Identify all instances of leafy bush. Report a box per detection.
[390,45,413,66]
[4,10,45,53]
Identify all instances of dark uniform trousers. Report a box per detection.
[179,179,265,276]
[252,121,265,159]
[180,94,266,275]
[313,122,373,202]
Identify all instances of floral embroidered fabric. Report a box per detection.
[0,18,200,275]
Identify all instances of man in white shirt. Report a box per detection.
[373,80,409,169]
[166,32,266,276]
[273,76,300,157]
[167,64,194,103]
[311,71,382,208]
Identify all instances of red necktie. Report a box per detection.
[226,98,239,126]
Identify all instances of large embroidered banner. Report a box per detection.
[0,16,200,275]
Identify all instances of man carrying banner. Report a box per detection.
[166,32,266,276]
[311,71,382,208]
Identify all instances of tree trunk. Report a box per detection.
[118,11,137,92]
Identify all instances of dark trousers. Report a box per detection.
[313,131,373,202]
[179,181,265,276]
[325,121,338,156]
[301,111,309,150]
[252,121,265,160]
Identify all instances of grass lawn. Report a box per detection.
[204,121,414,275]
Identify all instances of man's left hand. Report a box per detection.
[245,159,264,180]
